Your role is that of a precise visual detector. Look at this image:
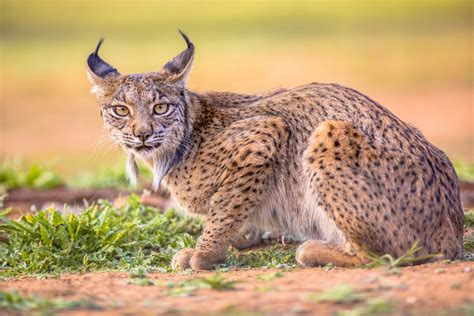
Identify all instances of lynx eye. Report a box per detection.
[112,106,130,117]
[153,103,170,115]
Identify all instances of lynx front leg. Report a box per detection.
[172,116,288,271]
[172,157,273,271]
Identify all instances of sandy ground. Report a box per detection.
[1,262,473,315]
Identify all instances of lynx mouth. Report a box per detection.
[135,145,155,152]
[127,144,158,155]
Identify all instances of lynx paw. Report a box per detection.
[171,248,226,271]
[231,229,262,250]
[171,248,194,270]
[296,240,365,267]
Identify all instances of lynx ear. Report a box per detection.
[160,30,194,85]
[86,38,120,98]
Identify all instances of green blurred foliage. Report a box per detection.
[453,161,474,181]
[2,0,469,41]
[0,290,102,313]
[0,159,63,192]
[0,158,152,190]
[2,0,470,88]
[69,160,151,189]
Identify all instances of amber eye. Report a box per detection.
[153,103,170,115]
[112,106,130,117]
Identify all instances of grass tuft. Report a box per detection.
[335,298,394,316]
[225,245,297,269]
[198,273,238,290]
[463,232,474,253]
[366,241,440,270]
[164,273,237,296]
[256,271,284,281]
[464,211,474,228]
[128,267,148,279]
[129,278,155,286]
[308,285,365,304]
[0,290,101,313]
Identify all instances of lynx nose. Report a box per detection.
[134,127,152,142]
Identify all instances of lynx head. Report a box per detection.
[87,31,195,189]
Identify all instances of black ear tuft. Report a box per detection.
[161,30,195,83]
[87,38,120,78]
[178,29,194,50]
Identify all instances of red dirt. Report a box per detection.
[4,180,474,213]
[3,187,171,217]
[1,262,473,315]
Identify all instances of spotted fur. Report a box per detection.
[87,33,463,270]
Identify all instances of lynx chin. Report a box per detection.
[87,31,463,271]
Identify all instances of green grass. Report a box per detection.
[128,266,149,279]
[462,211,473,256]
[0,290,101,314]
[224,245,297,270]
[194,273,238,290]
[465,211,474,228]
[366,241,441,270]
[463,232,474,253]
[0,195,296,278]
[0,195,202,277]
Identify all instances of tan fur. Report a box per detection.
[88,35,464,271]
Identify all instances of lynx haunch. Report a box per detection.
[87,32,463,271]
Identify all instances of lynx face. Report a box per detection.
[87,32,195,186]
[100,75,188,159]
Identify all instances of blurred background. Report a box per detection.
[0,0,472,179]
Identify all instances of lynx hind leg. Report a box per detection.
[300,119,458,266]
[297,120,374,267]
[302,119,463,265]
[299,120,401,267]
